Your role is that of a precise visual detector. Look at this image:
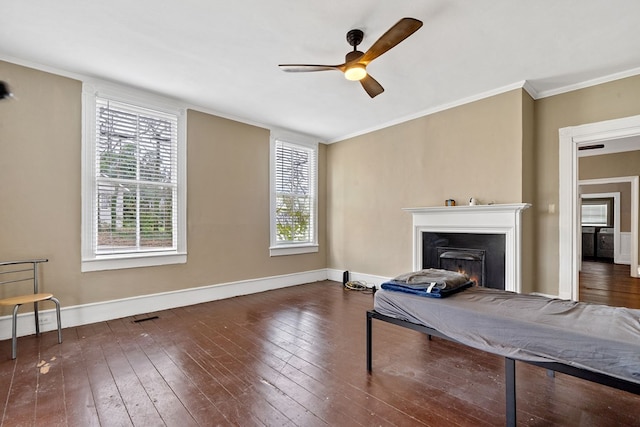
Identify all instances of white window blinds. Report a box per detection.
[274,140,316,244]
[582,202,609,226]
[94,98,178,254]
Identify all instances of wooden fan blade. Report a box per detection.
[360,74,384,98]
[278,64,345,72]
[359,17,423,65]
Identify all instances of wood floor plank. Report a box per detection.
[163,305,302,426]
[129,309,275,426]
[33,330,66,426]
[1,337,41,426]
[580,260,640,308]
[222,287,497,426]
[110,320,199,427]
[100,319,166,426]
[0,354,16,423]
[1,279,639,426]
[204,329,365,426]
[58,327,101,427]
[129,321,259,426]
[77,323,134,427]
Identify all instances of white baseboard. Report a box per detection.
[0,269,328,341]
[326,268,391,289]
[617,232,632,265]
[530,292,561,299]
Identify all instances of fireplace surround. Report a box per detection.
[404,203,530,293]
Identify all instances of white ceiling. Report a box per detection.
[2,1,640,142]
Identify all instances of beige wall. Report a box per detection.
[0,61,326,312]
[535,74,640,294]
[580,151,640,234]
[580,151,640,185]
[326,89,529,280]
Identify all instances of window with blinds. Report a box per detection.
[581,198,612,226]
[274,140,317,245]
[81,82,186,271]
[94,98,178,254]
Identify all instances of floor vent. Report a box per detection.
[133,315,159,323]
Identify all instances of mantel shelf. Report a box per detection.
[403,203,531,214]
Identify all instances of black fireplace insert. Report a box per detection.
[422,232,505,289]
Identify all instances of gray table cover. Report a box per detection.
[374,287,640,384]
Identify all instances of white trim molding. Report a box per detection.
[0,269,328,341]
[81,80,188,272]
[269,129,319,256]
[404,204,531,293]
[619,232,632,265]
[559,114,640,300]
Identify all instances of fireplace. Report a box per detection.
[438,248,485,285]
[404,203,530,293]
[423,232,505,288]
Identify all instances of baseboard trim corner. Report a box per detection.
[326,268,390,288]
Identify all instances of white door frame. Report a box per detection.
[559,115,640,301]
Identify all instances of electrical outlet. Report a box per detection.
[38,315,53,326]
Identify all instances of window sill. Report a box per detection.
[81,252,187,272]
[269,244,319,257]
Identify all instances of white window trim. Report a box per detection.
[269,130,319,257]
[81,81,187,272]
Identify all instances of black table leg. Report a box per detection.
[506,357,516,427]
[366,311,373,372]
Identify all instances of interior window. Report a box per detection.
[581,198,612,226]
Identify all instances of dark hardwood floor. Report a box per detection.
[1,280,639,426]
[579,260,640,308]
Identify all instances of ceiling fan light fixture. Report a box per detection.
[344,64,367,81]
[279,18,423,96]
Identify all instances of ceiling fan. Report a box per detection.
[0,81,13,100]
[279,17,423,98]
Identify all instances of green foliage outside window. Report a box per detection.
[276,195,310,242]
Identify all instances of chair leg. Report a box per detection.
[8,299,62,359]
[11,304,21,360]
[50,297,62,344]
[34,301,40,336]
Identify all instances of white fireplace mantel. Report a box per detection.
[403,203,531,293]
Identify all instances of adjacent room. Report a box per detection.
[1,1,640,425]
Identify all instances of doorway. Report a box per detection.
[579,187,628,264]
[559,115,640,301]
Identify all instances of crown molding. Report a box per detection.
[328,81,531,143]
[534,66,640,99]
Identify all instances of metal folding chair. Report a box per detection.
[0,259,62,359]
